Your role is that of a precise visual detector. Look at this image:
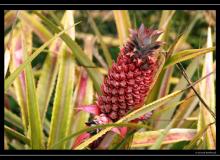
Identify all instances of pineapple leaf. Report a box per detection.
[4,125,30,145]
[34,11,103,94]
[4,24,77,92]
[113,10,131,47]
[132,128,196,148]
[164,47,215,69]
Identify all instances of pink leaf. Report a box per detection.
[111,127,127,138]
[72,132,91,149]
[77,104,100,115]
[119,127,127,138]
[111,127,121,135]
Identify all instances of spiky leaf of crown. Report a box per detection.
[126,24,164,57]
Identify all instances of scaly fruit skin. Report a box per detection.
[96,24,164,122]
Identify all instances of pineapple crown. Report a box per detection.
[129,23,164,55]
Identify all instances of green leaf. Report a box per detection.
[145,14,200,105]
[88,12,113,67]
[36,39,60,125]
[4,108,23,131]
[155,58,202,129]
[197,26,216,149]
[4,125,30,145]
[34,11,103,94]
[164,47,215,69]
[47,48,75,149]
[47,11,76,149]
[4,23,77,92]
[18,11,53,42]
[67,34,95,149]
[22,26,43,149]
[158,10,175,41]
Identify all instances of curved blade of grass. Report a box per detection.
[164,47,215,69]
[74,71,214,149]
[4,125,30,145]
[198,27,216,149]
[113,10,131,47]
[88,12,112,66]
[132,128,196,148]
[34,11,103,94]
[5,24,76,92]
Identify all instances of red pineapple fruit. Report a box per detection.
[74,24,165,149]
[97,23,164,122]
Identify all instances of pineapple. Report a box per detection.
[97,24,164,121]
[74,24,165,148]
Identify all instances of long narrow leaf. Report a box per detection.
[36,35,61,124]
[22,24,43,149]
[113,10,131,47]
[47,12,76,149]
[88,13,112,66]
[132,128,196,148]
[4,125,30,145]
[4,24,76,92]
[68,36,95,149]
[34,11,103,94]
[198,26,216,149]
[18,11,52,42]
[4,108,23,131]
[4,49,10,78]
[8,26,29,131]
[164,47,215,69]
